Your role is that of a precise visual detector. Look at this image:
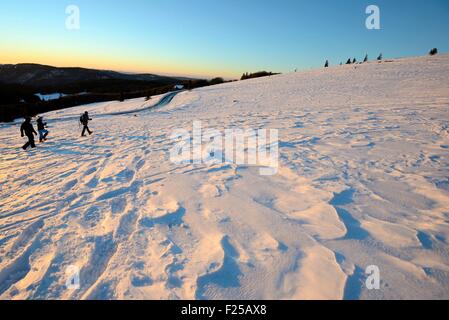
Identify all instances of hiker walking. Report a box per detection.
[37,116,49,142]
[20,117,37,150]
[80,111,93,137]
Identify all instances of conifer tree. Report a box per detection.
[429,48,438,56]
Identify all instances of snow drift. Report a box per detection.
[1,55,449,300]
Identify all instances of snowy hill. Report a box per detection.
[1,55,449,300]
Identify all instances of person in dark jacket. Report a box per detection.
[37,116,49,142]
[20,117,37,150]
[80,111,93,137]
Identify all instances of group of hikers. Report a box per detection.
[20,111,93,150]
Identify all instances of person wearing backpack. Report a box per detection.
[37,116,49,142]
[80,111,93,137]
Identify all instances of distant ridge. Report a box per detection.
[0,63,194,87]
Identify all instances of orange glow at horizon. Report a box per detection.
[0,47,239,79]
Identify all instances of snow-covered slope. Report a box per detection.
[1,55,449,300]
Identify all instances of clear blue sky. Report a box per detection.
[1,0,448,78]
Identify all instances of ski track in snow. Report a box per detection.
[1,55,449,299]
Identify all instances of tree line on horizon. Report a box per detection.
[324,53,383,68]
[240,71,280,81]
[324,48,439,68]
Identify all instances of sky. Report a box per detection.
[0,0,448,79]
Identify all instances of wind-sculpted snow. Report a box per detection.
[1,55,449,299]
